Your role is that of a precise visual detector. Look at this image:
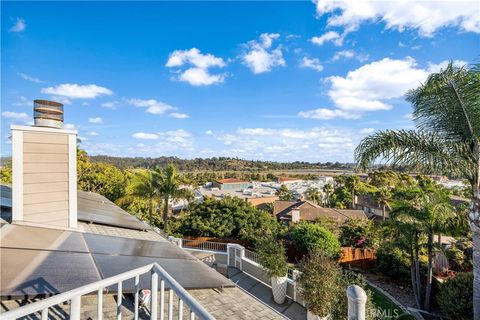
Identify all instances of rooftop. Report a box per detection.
[216,178,249,184]
[273,200,367,223]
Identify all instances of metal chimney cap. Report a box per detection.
[33,99,64,129]
[33,99,64,107]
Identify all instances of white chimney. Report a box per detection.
[11,100,77,229]
[290,208,300,223]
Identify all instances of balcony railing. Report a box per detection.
[181,239,227,252]
[1,263,214,320]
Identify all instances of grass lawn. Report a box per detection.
[367,285,410,320]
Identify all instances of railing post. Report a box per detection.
[97,289,103,320]
[117,282,122,320]
[134,275,139,320]
[347,285,367,320]
[70,295,81,320]
[168,236,182,248]
[151,271,158,320]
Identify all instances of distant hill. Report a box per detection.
[88,155,357,172]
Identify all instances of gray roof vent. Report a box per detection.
[33,99,64,129]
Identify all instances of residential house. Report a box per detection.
[273,200,367,225]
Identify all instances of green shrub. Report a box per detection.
[436,272,473,320]
[340,218,379,248]
[298,249,378,319]
[376,242,411,280]
[291,222,341,258]
[255,238,288,277]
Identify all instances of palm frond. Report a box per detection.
[355,130,474,178]
[407,62,480,141]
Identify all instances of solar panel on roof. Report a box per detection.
[0,185,12,209]
[0,224,234,298]
[1,248,101,298]
[0,185,150,231]
[1,224,89,253]
[83,233,195,260]
[77,191,151,231]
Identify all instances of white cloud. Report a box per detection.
[166,48,226,86]
[88,131,99,136]
[101,101,118,109]
[332,49,354,60]
[132,129,195,157]
[301,57,456,120]
[327,57,434,113]
[132,132,159,140]
[63,123,77,130]
[211,127,357,162]
[2,111,29,119]
[129,98,175,115]
[241,33,285,74]
[88,117,103,124]
[298,108,360,120]
[41,84,113,99]
[315,0,480,36]
[205,130,214,135]
[310,31,343,46]
[166,48,225,69]
[13,96,31,107]
[18,73,45,83]
[332,50,369,62]
[178,67,225,86]
[10,18,26,32]
[427,59,468,73]
[359,128,375,134]
[169,112,189,119]
[300,57,324,72]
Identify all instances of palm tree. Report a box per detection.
[322,183,334,207]
[276,184,293,201]
[391,190,456,310]
[306,187,322,205]
[157,164,193,233]
[389,205,424,308]
[374,187,393,221]
[117,170,163,226]
[355,63,480,317]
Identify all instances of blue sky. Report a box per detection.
[2,1,479,162]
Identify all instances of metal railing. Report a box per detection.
[1,263,214,320]
[244,248,259,264]
[182,239,227,252]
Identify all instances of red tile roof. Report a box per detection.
[216,178,249,184]
[278,177,301,182]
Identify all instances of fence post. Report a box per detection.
[168,236,182,248]
[291,269,300,303]
[347,285,367,320]
[226,243,244,270]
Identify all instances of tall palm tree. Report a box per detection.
[355,63,480,318]
[392,189,456,310]
[306,187,322,205]
[157,164,193,233]
[322,183,334,207]
[389,205,424,308]
[117,170,163,226]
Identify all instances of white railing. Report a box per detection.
[1,263,214,320]
[244,248,259,264]
[181,239,227,252]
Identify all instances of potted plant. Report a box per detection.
[256,237,289,304]
[298,248,341,320]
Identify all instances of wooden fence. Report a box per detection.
[339,247,377,270]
